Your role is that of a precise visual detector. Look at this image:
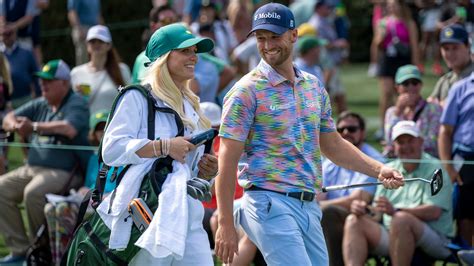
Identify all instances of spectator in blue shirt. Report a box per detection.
[439,71,474,247]
[1,26,39,108]
[319,111,384,266]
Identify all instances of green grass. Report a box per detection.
[0,62,454,263]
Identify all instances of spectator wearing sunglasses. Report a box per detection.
[319,111,384,266]
[384,64,442,158]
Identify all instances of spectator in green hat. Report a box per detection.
[99,22,218,264]
[384,64,442,158]
[294,35,328,83]
[0,59,90,264]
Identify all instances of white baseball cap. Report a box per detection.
[200,102,221,127]
[391,120,420,141]
[86,25,112,43]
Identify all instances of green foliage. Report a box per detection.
[343,0,373,62]
[41,0,152,67]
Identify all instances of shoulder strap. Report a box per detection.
[92,84,156,207]
[413,100,427,123]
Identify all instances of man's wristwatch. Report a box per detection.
[32,122,39,133]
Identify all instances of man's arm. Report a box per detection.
[438,124,461,184]
[396,205,442,221]
[320,131,404,188]
[2,111,18,132]
[214,137,244,264]
[34,120,78,139]
[321,131,381,177]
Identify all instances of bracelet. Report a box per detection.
[161,138,170,157]
[160,140,163,156]
[152,140,158,157]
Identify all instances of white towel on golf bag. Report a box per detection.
[97,159,154,249]
[135,160,189,259]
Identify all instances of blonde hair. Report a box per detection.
[143,52,210,130]
[0,54,13,94]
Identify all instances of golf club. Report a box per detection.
[321,168,443,196]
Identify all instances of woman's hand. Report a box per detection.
[198,153,218,180]
[169,137,195,163]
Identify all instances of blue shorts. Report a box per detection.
[237,191,328,265]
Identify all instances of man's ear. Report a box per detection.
[291,29,298,43]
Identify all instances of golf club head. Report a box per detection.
[430,169,443,196]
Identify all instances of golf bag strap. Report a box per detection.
[75,190,92,230]
[93,84,156,206]
[83,222,128,266]
[107,106,185,213]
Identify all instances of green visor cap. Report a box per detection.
[145,23,214,62]
[395,64,422,84]
[90,109,110,130]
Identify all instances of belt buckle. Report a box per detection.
[300,192,305,201]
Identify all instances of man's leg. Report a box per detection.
[302,201,329,265]
[71,26,88,66]
[240,192,312,265]
[390,211,451,265]
[0,166,33,256]
[321,205,349,266]
[389,211,424,266]
[23,166,74,240]
[343,214,385,266]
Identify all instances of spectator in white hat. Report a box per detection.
[70,25,131,114]
[344,120,453,265]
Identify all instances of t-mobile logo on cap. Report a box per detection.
[254,12,281,21]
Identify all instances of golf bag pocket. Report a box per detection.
[65,158,172,266]
[128,198,153,233]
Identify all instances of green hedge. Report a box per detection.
[40,0,374,66]
[40,0,152,67]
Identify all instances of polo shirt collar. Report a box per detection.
[257,59,302,87]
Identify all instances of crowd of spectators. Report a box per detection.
[0,0,473,265]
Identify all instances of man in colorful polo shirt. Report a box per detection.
[214,3,405,265]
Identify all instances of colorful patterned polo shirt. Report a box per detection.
[220,60,335,193]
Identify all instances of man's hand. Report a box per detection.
[214,222,239,264]
[14,117,33,137]
[350,199,369,216]
[374,196,396,215]
[197,153,218,180]
[378,165,404,189]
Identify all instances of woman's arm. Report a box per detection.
[407,20,420,66]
